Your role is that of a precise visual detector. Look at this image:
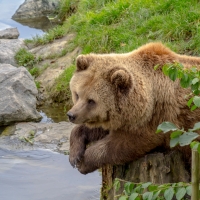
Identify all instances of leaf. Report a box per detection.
[148,185,158,192]
[193,96,200,107]
[180,73,190,88]
[157,122,178,133]
[124,182,134,195]
[168,67,178,81]
[191,104,197,111]
[129,193,139,200]
[142,192,153,200]
[177,70,183,79]
[133,185,142,193]
[170,130,182,139]
[141,182,152,189]
[191,67,197,73]
[170,137,179,148]
[152,190,161,200]
[119,195,128,200]
[191,82,199,91]
[162,65,170,76]
[191,122,200,131]
[187,97,194,108]
[164,187,174,200]
[113,179,120,192]
[179,132,199,146]
[192,77,199,85]
[190,141,199,149]
[154,64,159,70]
[186,185,192,196]
[175,187,186,200]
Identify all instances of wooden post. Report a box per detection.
[191,150,199,200]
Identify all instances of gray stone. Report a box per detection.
[0,64,42,125]
[0,28,19,39]
[0,122,75,153]
[12,0,59,20]
[0,39,25,66]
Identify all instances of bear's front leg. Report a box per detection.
[77,130,164,174]
[69,125,109,168]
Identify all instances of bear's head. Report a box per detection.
[67,53,152,131]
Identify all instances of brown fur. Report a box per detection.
[68,42,200,174]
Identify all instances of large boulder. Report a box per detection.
[0,28,19,39]
[12,0,59,20]
[0,64,41,125]
[0,39,25,66]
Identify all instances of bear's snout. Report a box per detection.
[67,112,76,122]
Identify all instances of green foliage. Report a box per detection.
[57,0,79,21]
[25,25,65,46]
[49,65,76,102]
[60,0,200,54]
[15,48,43,69]
[156,64,200,148]
[15,48,35,67]
[114,179,191,200]
[25,0,200,53]
[29,67,40,77]
[35,81,41,89]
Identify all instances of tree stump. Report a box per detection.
[101,151,190,200]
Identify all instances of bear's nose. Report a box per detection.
[67,112,76,122]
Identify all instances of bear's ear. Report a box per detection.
[76,55,92,71]
[109,68,132,93]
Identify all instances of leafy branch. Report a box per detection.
[157,63,200,150]
[114,178,191,200]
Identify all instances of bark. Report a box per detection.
[101,151,190,200]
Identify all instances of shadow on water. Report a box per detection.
[0,148,101,200]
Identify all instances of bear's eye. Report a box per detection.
[88,99,95,105]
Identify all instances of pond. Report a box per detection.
[0,148,101,200]
[0,0,44,38]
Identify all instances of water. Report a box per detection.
[0,0,44,38]
[38,104,69,123]
[0,148,101,200]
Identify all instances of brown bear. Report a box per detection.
[67,42,200,174]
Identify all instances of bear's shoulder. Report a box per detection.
[135,42,175,57]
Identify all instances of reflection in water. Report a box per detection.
[0,0,44,38]
[0,149,101,200]
[38,104,70,123]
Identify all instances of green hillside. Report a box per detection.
[24,0,200,101]
[60,0,200,54]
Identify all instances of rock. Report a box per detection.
[0,64,42,125]
[0,28,19,39]
[0,121,75,153]
[31,34,81,104]
[12,0,60,31]
[0,39,25,66]
[12,0,59,19]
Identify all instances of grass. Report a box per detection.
[15,48,42,68]
[49,65,76,103]
[15,48,36,67]
[24,25,65,47]
[22,0,200,99]
[25,0,200,54]
[62,0,200,54]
